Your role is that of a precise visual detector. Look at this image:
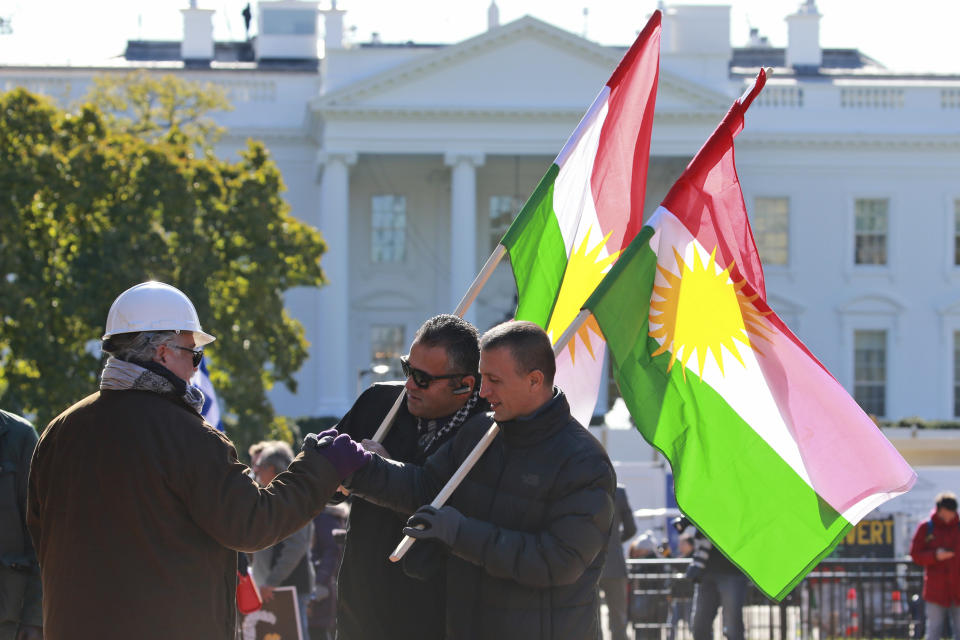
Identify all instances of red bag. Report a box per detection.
[236,569,263,614]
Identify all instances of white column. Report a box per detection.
[445,152,485,324]
[316,150,357,417]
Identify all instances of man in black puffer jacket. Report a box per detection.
[347,321,616,639]
[335,314,488,640]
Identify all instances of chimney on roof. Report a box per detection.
[661,5,730,56]
[785,0,822,69]
[488,1,500,31]
[181,2,215,63]
[321,0,345,52]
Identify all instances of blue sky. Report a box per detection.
[1,0,957,73]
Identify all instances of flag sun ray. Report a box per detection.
[648,245,771,380]
[545,231,618,364]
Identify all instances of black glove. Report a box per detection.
[402,505,463,548]
[401,538,447,582]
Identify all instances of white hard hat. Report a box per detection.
[102,281,216,346]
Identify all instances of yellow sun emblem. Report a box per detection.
[545,231,619,363]
[649,246,771,380]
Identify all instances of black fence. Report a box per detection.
[626,557,924,640]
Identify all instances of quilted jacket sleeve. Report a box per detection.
[345,414,491,516]
[450,451,615,588]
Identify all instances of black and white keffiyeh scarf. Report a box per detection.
[416,389,481,455]
[100,356,206,414]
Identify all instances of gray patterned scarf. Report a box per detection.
[417,389,481,455]
[100,356,206,414]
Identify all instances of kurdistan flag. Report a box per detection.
[584,69,916,600]
[500,10,661,426]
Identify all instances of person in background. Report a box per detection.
[628,530,664,640]
[910,492,960,640]
[308,503,347,640]
[667,532,696,640]
[599,485,637,640]
[334,314,487,640]
[27,281,369,640]
[251,441,314,640]
[677,516,747,640]
[0,409,42,640]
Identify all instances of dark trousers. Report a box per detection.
[691,572,747,640]
[599,577,629,640]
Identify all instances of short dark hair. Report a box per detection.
[413,314,480,376]
[936,491,958,512]
[480,321,555,385]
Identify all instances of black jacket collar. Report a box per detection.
[498,388,569,448]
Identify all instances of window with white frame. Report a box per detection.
[854,329,886,416]
[370,324,405,379]
[954,199,960,266]
[955,330,960,417]
[854,198,888,265]
[753,197,789,266]
[489,195,520,253]
[371,195,406,263]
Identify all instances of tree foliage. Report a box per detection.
[0,78,326,455]
[84,70,231,149]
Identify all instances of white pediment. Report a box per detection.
[314,15,730,117]
[837,292,907,315]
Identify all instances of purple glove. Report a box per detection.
[308,432,371,480]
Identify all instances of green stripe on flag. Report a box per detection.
[501,164,566,328]
[586,226,851,600]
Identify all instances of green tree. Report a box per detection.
[84,70,231,148]
[0,80,326,456]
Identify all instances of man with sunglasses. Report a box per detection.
[333,314,487,640]
[27,281,369,640]
[344,321,616,639]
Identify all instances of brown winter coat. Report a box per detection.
[27,389,341,640]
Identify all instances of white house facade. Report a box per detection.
[4,1,960,434]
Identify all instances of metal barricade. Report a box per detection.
[626,557,924,640]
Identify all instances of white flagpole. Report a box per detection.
[389,421,501,562]
[389,309,592,561]
[370,245,508,443]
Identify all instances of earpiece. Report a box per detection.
[452,375,474,395]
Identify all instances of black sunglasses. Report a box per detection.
[400,355,467,389]
[170,344,204,367]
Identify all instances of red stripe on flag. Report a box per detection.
[659,69,837,372]
[591,10,661,253]
[661,68,767,298]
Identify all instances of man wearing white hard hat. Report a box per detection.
[26,281,370,640]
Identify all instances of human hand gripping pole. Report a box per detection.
[403,505,464,547]
[303,428,371,480]
[389,421,501,561]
